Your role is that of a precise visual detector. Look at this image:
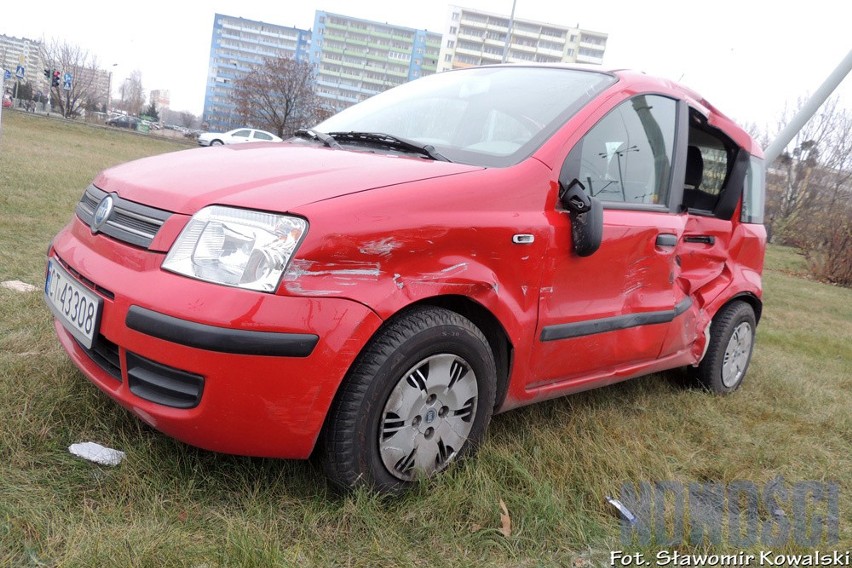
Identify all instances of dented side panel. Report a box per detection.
[522,208,687,402]
[285,159,555,393]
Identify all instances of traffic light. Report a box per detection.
[51,70,60,88]
[44,68,50,80]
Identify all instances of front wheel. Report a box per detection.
[695,301,756,394]
[210,139,223,146]
[320,306,496,494]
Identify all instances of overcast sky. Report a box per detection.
[3,0,850,132]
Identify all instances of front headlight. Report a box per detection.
[162,206,307,292]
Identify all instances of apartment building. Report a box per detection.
[437,5,607,71]
[203,14,311,131]
[1,33,48,95]
[150,89,171,111]
[308,11,441,112]
[2,33,111,109]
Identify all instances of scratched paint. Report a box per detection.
[284,259,381,281]
[359,237,402,257]
[397,262,471,284]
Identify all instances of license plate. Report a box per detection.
[45,258,103,349]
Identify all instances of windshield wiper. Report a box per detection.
[293,129,341,149]
[326,131,451,162]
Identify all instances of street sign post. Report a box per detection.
[63,73,73,118]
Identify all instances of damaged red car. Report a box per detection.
[45,65,766,493]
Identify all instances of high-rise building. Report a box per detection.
[150,89,171,111]
[70,65,111,110]
[203,13,311,132]
[1,34,48,96]
[1,33,110,110]
[309,11,441,112]
[437,6,607,72]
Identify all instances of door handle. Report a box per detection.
[655,234,678,247]
[683,235,715,245]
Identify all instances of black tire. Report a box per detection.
[321,306,496,494]
[694,301,756,394]
[210,139,223,146]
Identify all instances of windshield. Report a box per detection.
[314,66,616,167]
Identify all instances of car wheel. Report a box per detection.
[694,301,756,394]
[210,139,223,146]
[321,306,496,494]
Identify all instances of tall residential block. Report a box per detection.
[149,89,171,111]
[309,11,442,112]
[1,34,48,95]
[203,13,311,132]
[1,33,111,109]
[437,6,607,71]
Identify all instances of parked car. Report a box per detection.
[197,128,283,146]
[45,65,766,494]
[106,115,140,129]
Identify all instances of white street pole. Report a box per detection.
[763,49,852,165]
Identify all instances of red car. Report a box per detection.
[45,65,766,493]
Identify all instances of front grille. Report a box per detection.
[55,254,115,300]
[75,335,122,381]
[76,185,172,249]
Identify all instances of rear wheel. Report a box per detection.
[321,306,496,494]
[695,301,756,394]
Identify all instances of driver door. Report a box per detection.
[529,94,690,392]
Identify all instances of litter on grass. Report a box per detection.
[68,442,126,466]
[1,280,38,293]
[605,496,637,525]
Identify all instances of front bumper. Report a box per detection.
[48,217,383,458]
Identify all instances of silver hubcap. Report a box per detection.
[379,354,478,481]
[722,322,753,388]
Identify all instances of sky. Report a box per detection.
[2,0,850,133]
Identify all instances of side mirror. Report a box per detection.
[559,179,603,257]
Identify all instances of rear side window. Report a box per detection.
[683,111,739,214]
[571,95,676,206]
[254,131,274,141]
[741,156,765,224]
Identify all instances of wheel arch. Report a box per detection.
[413,295,513,412]
[723,292,763,324]
[319,294,514,451]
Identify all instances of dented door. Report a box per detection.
[528,94,692,392]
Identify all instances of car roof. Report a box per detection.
[468,63,757,154]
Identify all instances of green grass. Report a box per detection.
[1,110,850,566]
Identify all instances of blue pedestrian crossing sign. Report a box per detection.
[3,69,11,81]
[15,65,25,79]
[63,72,72,90]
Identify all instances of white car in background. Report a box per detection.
[197,128,283,146]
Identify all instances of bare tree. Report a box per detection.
[117,69,146,116]
[230,56,328,138]
[40,39,104,118]
[765,97,852,286]
[179,111,197,129]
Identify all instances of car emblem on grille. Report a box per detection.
[91,195,115,234]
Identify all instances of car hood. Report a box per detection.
[93,143,483,214]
